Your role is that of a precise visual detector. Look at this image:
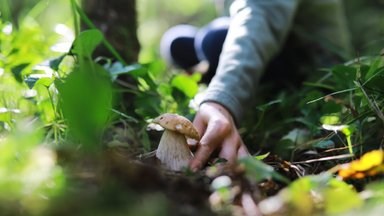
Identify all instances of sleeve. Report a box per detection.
[200,0,301,123]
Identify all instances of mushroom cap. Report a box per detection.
[152,113,200,140]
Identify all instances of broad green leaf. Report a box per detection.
[70,29,103,57]
[331,65,357,88]
[239,157,290,184]
[55,60,113,148]
[170,74,199,98]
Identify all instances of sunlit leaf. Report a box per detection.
[320,115,340,125]
[70,29,103,57]
[255,152,270,160]
[338,150,384,179]
[171,74,199,98]
[24,76,53,89]
[35,77,54,87]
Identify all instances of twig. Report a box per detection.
[306,87,357,104]
[291,154,354,165]
[323,143,362,153]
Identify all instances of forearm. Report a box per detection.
[201,0,300,123]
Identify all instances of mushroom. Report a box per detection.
[152,113,200,171]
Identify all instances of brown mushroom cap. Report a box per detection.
[152,113,200,140]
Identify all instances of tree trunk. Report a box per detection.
[82,0,140,64]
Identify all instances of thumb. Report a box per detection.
[190,119,226,171]
[192,112,207,139]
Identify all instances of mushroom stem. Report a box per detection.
[156,130,193,171]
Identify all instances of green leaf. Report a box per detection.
[24,76,39,89]
[324,179,362,214]
[239,157,290,184]
[24,76,53,89]
[170,74,199,98]
[254,152,270,160]
[364,181,384,202]
[364,57,383,80]
[364,66,384,92]
[70,29,103,57]
[320,114,340,125]
[56,61,113,148]
[281,128,310,146]
[49,55,66,71]
[313,140,335,149]
[11,63,29,83]
[35,77,54,87]
[331,65,357,88]
[105,62,145,81]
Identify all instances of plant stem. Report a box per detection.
[70,0,80,36]
[46,86,57,119]
[72,2,127,65]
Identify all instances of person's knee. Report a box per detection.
[194,17,230,65]
[160,17,230,82]
[160,25,200,70]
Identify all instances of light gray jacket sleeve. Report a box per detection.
[200,0,300,123]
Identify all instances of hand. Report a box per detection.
[189,102,250,171]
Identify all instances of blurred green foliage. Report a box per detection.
[344,0,384,55]
[0,0,383,215]
[137,0,216,62]
[0,122,66,215]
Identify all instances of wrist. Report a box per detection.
[200,101,235,123]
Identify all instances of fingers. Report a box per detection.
[218,137,238,166]
[238,143,251,158]
[189,102,252,171]
[192,112,206,138]
[190,120,228,171]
